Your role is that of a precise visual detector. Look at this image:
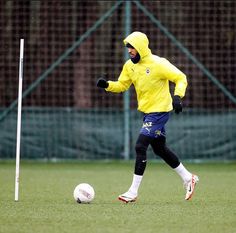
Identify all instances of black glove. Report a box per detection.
[96,77,109,88]
[172,95,182,114]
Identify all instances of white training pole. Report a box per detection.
[15,39,24,201]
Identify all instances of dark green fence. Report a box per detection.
[1,108,235,161]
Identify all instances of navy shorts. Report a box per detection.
[139,112,170,138]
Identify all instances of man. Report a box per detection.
[96,31,199,203]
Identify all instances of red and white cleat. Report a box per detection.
[184,174,199,200]
[118,191,137,203]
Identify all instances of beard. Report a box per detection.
[131,53,140,64]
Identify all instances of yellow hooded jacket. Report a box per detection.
[105,31,188,113]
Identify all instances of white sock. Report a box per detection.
[128,174,143,195]
[174,163,192,182]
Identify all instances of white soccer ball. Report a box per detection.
[73,183,95,204]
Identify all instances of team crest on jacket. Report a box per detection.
[146,67,150,75]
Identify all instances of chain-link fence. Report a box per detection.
[0,1,235,160]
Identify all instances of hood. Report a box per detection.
[123,31,151,59]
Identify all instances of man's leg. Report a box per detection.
[150,136,199,200]
[118,134,151,203]
[150,136,180,169]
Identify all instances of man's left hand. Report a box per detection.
[173,95,182,114]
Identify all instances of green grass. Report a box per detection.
[0,161,236,233]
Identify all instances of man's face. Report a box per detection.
[127,47,138,59]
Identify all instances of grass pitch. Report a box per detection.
[0,161,235,233]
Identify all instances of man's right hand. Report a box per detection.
[96,78,109,88]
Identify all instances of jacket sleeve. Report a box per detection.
[105,63,132,93]
[159,58,188,98]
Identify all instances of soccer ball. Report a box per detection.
[73,183,95,204]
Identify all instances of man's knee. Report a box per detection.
[135,142,148,155]
[134,135,151,175]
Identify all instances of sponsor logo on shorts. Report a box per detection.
[142,122,152,128]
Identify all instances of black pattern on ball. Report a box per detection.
[76,198,82,204]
